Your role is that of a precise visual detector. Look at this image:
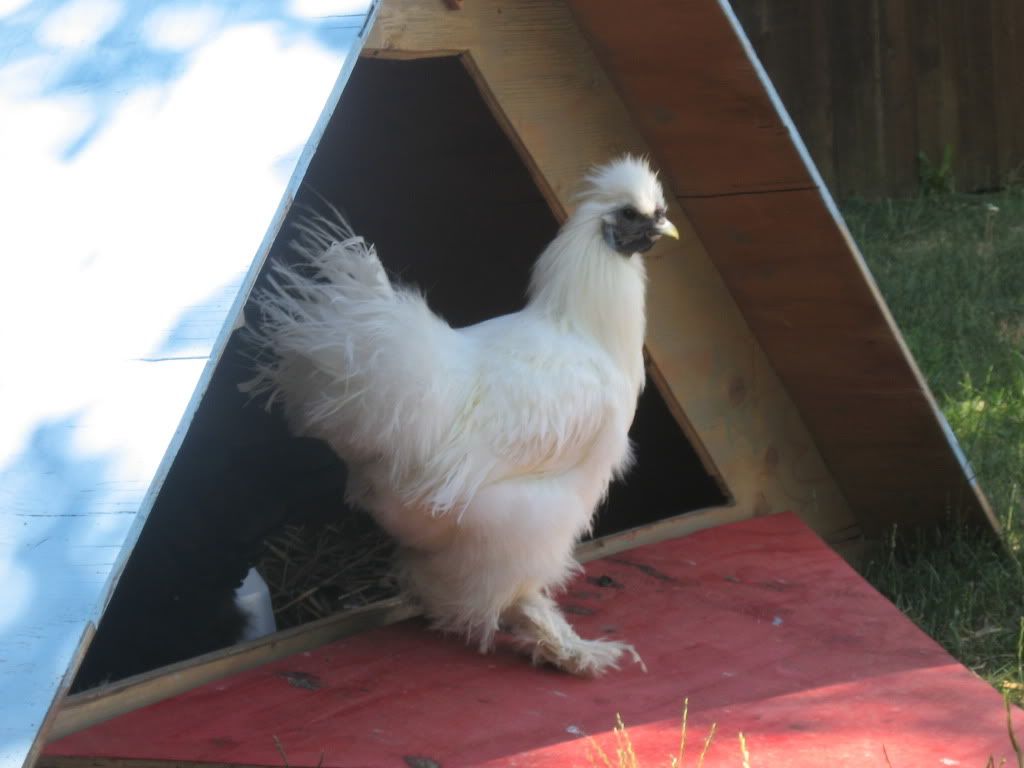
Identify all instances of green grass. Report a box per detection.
[843,190,1024,703]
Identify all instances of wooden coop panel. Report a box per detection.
[44,513,1020,768]
[0,4,376,768]
[566,0,994,534]
[681,189,987,532]
[568,0,816,197]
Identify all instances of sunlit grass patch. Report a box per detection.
[844,190,1024,703]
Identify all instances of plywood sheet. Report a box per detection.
[566,0,994,533]
[0,4,376,767]
[680,189,988,532]
[566,0,816,198]
[44,514,1020,767]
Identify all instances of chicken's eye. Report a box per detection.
[621,206,639,221]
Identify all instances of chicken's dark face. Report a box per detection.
[601,204,679,256]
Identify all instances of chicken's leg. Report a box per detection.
[502,592,644,676]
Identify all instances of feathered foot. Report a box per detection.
[503,593,645,676]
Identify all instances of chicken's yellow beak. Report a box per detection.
[658,219,680,240]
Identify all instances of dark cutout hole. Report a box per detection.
[73,55,728,691]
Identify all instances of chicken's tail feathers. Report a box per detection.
[288,207,394,302]
[238,207,392,413]
[239,205,459,480]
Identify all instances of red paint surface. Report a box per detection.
[48,513,1020,766]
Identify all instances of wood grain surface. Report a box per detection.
[44,513,1021,768]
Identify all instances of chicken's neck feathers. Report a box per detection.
[527,213,647,394]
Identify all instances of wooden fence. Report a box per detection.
[730,0,1024,199]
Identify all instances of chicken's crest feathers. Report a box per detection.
[578,154,665,216]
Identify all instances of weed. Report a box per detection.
[585,699,732,768]
[918,145,957,196]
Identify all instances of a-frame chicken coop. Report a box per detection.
[2,1,1015,767]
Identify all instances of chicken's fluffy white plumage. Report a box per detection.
[245,156,676,675]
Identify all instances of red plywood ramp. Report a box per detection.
[45,513,1019,767]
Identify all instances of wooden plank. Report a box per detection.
[829,0,884,197]
[937,0,962,185]
[956,0,998,191]
[50,598,418,743]
[681,188,997,534]
[42,514,1021,767]
[566,0,817,197]
[48,504,777,745]
[457,53,567,221]
[363,0,858,545]
[879,0,918,198]
[992,1,1024,184]
[911,0,945,185]
[0,4,376,768]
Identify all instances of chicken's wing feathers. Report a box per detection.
[244,213,633,521]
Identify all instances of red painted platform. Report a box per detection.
[46,513,1019,766]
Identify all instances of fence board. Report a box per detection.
[992,1,1024,182]
[730,0,1024,198]
[910,0,947,191]
[830,0,883,196]
[880,0,918,197]
[958,0,998,190]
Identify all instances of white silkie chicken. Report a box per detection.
[246,156,678,675]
